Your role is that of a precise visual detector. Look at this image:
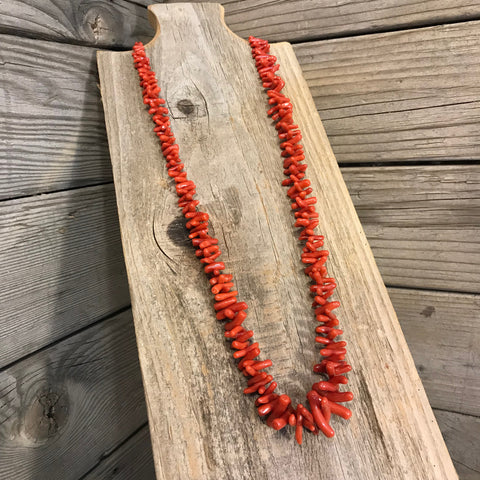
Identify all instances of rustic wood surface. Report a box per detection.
[83,426,155,480]
[390,288,480,417]
[343,165,480,293]
[3,0,480,46]
[435,411,480,480]
[0,310,148,480]
[3,21,480,199]
[296,21,480,163]
[0,184,129,369]
[0,0,154,47]
[2,0,478,478]
[0,34,111,199]
[98,3,457,478]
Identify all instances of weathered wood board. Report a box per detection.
[0,310,149,480]
[0,0,154,47]
[390,288,480,417]
[343,165,480,293]
[3,0,480,46]
[436,411,480,480]
[0,184,129,368]
[97,3,457,479]
[297,20,480,163]
[83,426,155,480]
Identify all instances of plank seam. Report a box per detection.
[288,16,480,44]
[433,407,480,420]
[386,284,480,297]
[339,159,480,168]
[76,421,150,480]
[0,180,115,204]
[0,305,132,373]
[0,29,134,50]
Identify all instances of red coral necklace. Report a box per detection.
[132,37,353,445]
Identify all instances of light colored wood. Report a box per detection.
[83,426,156,480]
[3,23,480,199]
[98,4,457,479]
[138,0,480,43]
[343,165,480,293]
[390,288,480,417]
[295,21,480,162]
[0,0,154,47]
[0,310,148,480]
[0,184,129,369]
[435,410,480,480]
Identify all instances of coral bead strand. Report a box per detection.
[249,35,353,431]
[132,39,352,445]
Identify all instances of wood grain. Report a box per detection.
[3,0,479,46]
[343,165,480,293]
[390,288,480,417]
[0,184,129,369]
[435,410,480,480]
[0,0,154,47]
[83,426,156,480]
[3,22,480,198]
[146,0,480,43]
[0,34,112,199]
[98,4,456,478]
[0,310,148,480]
[295,21,480,163]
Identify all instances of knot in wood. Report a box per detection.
[176,99,195,116]
[23,389,68,443]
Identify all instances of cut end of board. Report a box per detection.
[146,3,248,50]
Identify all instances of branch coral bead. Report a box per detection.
[132,38,352,445]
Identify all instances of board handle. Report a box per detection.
[145,2,247,51]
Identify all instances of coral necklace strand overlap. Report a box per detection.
[132,37,353,445]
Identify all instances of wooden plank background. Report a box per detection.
[0,1,479,478]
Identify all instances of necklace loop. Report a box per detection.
[131,37,353,444]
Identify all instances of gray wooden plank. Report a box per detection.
[435,410,480,480]
[0,309,148,480]
[0,0,154,47]
[343,164,480,293]
[82,426,155,480]
[295,21,480,163]
[137,0,480,43]
[0,35,112,199]
[390,288,480,417]
[0,183,129,369]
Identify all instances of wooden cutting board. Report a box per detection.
[97,3,457,479]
